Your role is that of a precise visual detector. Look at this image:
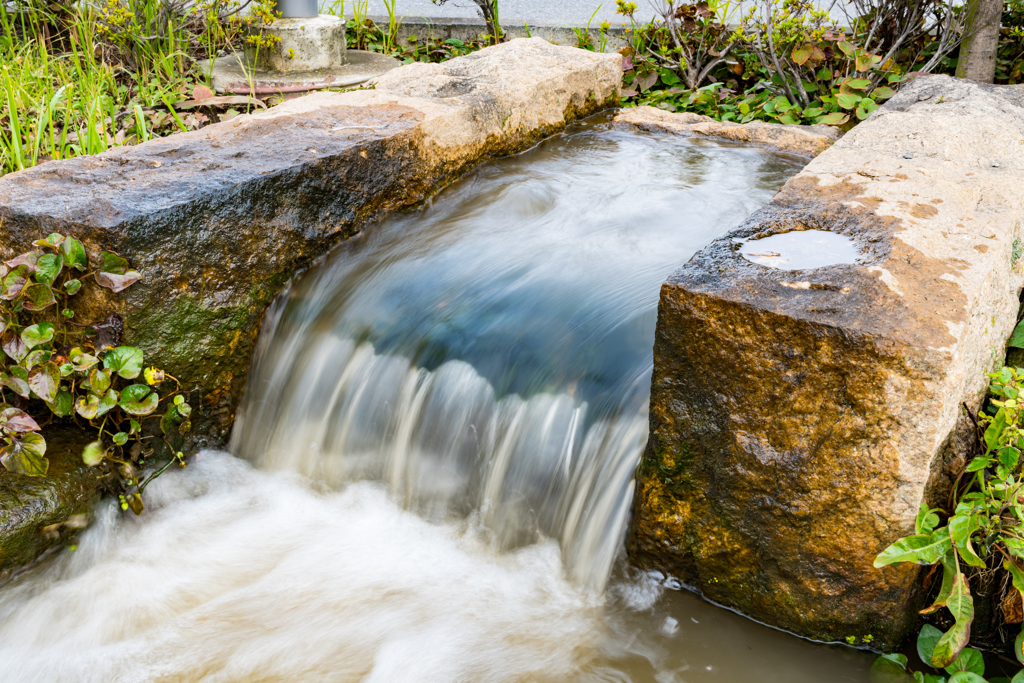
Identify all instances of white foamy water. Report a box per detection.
[0,453,602,683]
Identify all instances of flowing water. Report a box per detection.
[0,115,872,682]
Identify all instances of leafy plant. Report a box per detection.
[874,367,1024,676]
[0,233,192,515]
[871,627,1023,682]
[432,0,503,46]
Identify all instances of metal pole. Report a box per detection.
[273,0,319,19]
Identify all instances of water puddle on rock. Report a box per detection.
[0,115,871,683]
[740,229,862,270]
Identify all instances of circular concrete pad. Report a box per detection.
[199,51,401,96]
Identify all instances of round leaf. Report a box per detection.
[75,389,119,421]
[82,440,105,466]
[34,253,63,286]
[0,407,40,433]
[2,331,28,363]
[70,348,99,372]
[817,112,849,126]
[60,237,87,271]
[0,433,48,476]
[792,43,814,65]
[63,278,82,295]
[112,431,128,446]
[21,323,55,349]
[89,367,112,394]
[119,384,158,416]
[0,371,29,398]
[1,265,30,301]
[28,362,60,403]
[21,283,56,311]
[47,390,74,418]
[104,346,144,380]
[917,624,943,664]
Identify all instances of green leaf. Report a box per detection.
[75,389,118,421]
[792,43,814,65]
[816,67,832,80]
[112,431,128,446]
[23,349,48,371]
[81,440,105,466]
[945,647,984,676]
[60,237,87,271]
[161,404,182,435]
[119,384,158,416]
[986,411,1008,451]
[70,348,99,372]
[818,112,849,126]
[869,652,908,683]
[916,503,941,534]
[875,528,952,567]
[1016,627,1024,665]
[837,40,855,56]
[63,278,82,295]
[34,254,63,286]
[873,86,897,100]
[28,362,60,403]
[947,674,986,683]
[838,93,863,109]
[921,550,958,614]
[34,233,64,249]
[21,283,56,311]
[59,363,74,377]
[104,346,143,380]
[21,323,54,349]
[917,623,943,664]
[1016,671,1024,683]
[966,457,992,472]
[89,367,112,394]
[857,52,881,71]
[47,390,74,418]
[0,433,48,476]
[932,574,974,668]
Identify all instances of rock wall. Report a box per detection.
[0,38,620,442]
[0,38,619,572]
[629,75,1024,648]
[613,106,841,158]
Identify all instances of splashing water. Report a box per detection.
[0,116,871,682]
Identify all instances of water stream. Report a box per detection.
[0,115,872,682]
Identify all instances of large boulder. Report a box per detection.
[0,38,620,442]
[629,75,1024,648]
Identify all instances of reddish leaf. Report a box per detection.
[1,331,28,363]
[95,269,142,293]
[193,84,215,102]
[28,362,60,404]
[1,265,29,300]
[4,250,43,271]
[0,407,40,433]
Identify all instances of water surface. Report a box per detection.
[0,115,871,682]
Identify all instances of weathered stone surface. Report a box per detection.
[0,427,99,576]
[613,105,840,158]
[250,15,347,72]
[628,75,1024,647]
[0,38,620,443]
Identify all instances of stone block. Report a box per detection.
[629,75,1024,647]
[248,15,346,72]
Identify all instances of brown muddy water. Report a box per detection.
[0,115,872,682]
